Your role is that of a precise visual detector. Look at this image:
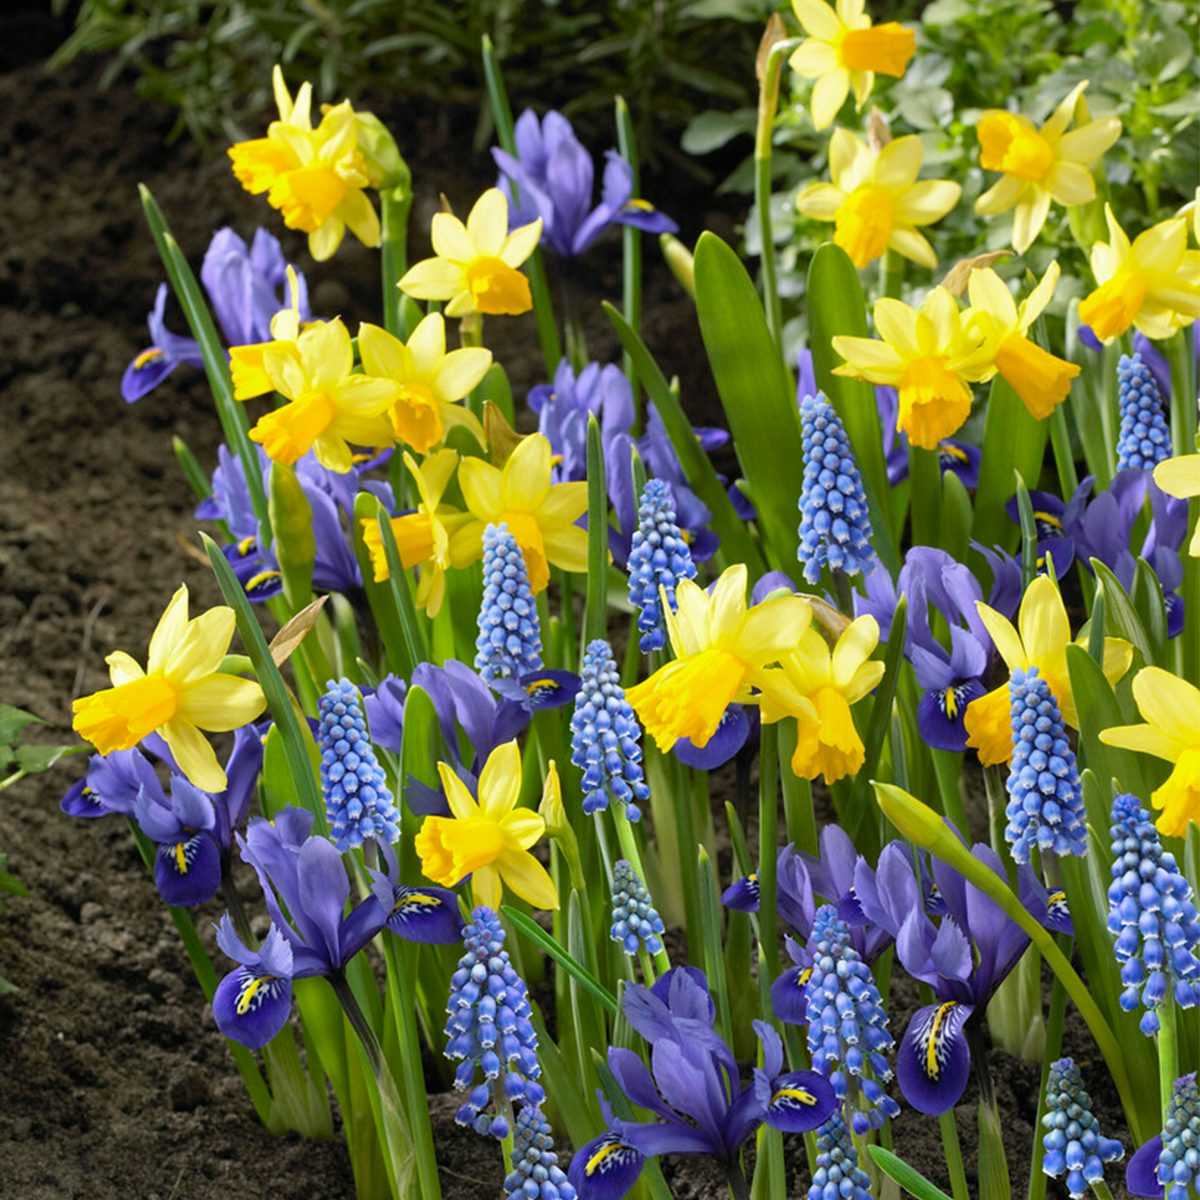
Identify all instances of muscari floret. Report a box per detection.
[1127,1074,1200,1199]
[1004,666,1087,863]
[503,1103,577,1200]
[797,393,876,584]
[1041,1056,1124,1198]
[318,678,400,853]
[476,523,543,684]
[808,1111,873,1200]
[627,478,696,653]
[570,639,649,820]
[609,860,665,957]
[1117,352,1172,471]
[801,904,900,1134]
[1108,792,1200,1035]
[445,906,543,1139]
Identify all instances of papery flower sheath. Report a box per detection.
[788,0,916,131]
[72,584,266,792]
[974,81,1121,254]
[626,564,812,753]
[228,65,382,261]
[400,188,542,317]
[796,129,959,269]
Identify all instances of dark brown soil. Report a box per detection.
[0,6,1135,1199]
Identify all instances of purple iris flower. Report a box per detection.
[122,227,309,403]
[851,839,1071,1114]
[797,350,979,487]
[363,673,407,754]
[367,841,463,944]
[61,746,161,818]
[195,444,364,601]
[494,110,676,259]
[212,917,296,1049]
[567,967,835,1199]
[134,776,223,907]
[529,360,635,484]
[1004,481,1096,579]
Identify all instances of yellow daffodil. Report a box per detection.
[975,81,1121,254]
[759,615,885,784]
[361,449,475,615]
[400,189,542,318]
[414,741,558,910]
[789,0,916,132]
[1100,668,1200,837]
[796,129,960,269]
[357,314,489,453]
[228,66,380,261]
[72,585,266,791]
[626,565,812,753]
[229,265,306,401]
[246,318,399,472]
[1154,456,1200,556]
[1077,206,1200,343]
[454,432,587,593]
[963,574,1131,766]
[832,287,993,448]
[964,263,1080,419]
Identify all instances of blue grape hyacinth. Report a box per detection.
[808,1112,873,1200]
[476,523,543,683]
[570,639,649,820]
[609,859,665,957]
[1117,353,1172,471]
[503,1104,578,1199]
[627,478,696,652]
[1108,793,1200,1035]
[1004,666,1087,863]
[803,904,900,1134]
[797,392,876,585]
[318,679,400,853]
[1041,1057,1124,1198]
[445,906,544,1139]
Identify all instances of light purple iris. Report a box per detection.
[121,227,309,404]
[851,838,1071,1114]
[567,967,835,1199]
[494,110,677,259]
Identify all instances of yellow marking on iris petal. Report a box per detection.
[174,842,188,875]
[236,536,257,557]
[926,1001,957,1079]
[1033,510,1062,530]
[134,347,165,370]
[394,891,439,912]
[773,1086,817,1106]
[585,1139,626,1176]
[236,976,266,1015]
[246,570,282,592]
[944,688,958,720]
[938,442,969,463]
[625,198,655,212]
[525,678,560,697]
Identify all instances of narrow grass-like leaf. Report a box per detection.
[202,533,323,824]
[867,1146,954,1200]
[604,302,764,574]
[350,492,416,677]
[694,231,801,570]
[852,596,907,808]
[1130,557,1167,662]
[501,906,618,1016]
[1013,473,1038,590]
[584,414,608,647]
[807,242,898,573]
[1091,560,1154,667]
[972,377,1046,552]
[615,94,642,398]
[697,846,732,1045]
[375,509,430,673]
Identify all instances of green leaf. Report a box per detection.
[694,232,802,570]
[972,377,1047,552]
[1065,644,1149,800]
[584,414,609,647]
[352,492,414,675]
[604,302,765,574]
[1092,560,1155,668]
[806,243,898,574]
[14,744,74,774]
[500,906,618,1017]
[853,596,908,809]
[399,685,440,881]
[0,704,44,745]
[867,1146,954,1200]
[940,469,973,564]
[374,508,430,674]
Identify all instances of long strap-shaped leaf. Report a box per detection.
[501,905,618,1016]
[140,185,269,532]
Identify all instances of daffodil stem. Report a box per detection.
[380,186,412,339]
[938,1110,970,1200]
[1166,327,1197,457]
[1158,982,1179,1119]
[754,37,802,350]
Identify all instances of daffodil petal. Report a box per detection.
[497,848,559,910]
[478,740,522,819]
[179,675,266,731]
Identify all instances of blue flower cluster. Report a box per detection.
[445,906,544,1139]
[1108,793,1200,1034]
[570,640,649,820]
[803,904,899,1133]
[1004,667,1087,863]
[1160,1075,1200,1200]
[808,1112,872,1200]
[797,393,875,585]
[627,479,696,652]
[503,1104,577,1199]
[609,860,665,957]
[317,679,400,853]
[1041,1057,1123,1199]
[1117,353,1172,471]
[476,523,543,683]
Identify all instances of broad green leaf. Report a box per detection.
[1092,560,1155,668]
[807,242,898,573]
[972,377,1047,552]
[0,704,44,745]
[352,492,417,677]
[14,744,74,773]
[940,469,973,563]
[867,1146,954,1200]
[694,231,802,570]
[1130,557,1167,663]
[1065,644,1149,800]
